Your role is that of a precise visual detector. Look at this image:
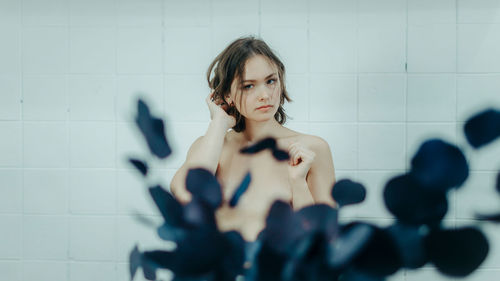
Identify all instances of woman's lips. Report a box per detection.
[257,105,272,110]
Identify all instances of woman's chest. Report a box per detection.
[216,144,293,207]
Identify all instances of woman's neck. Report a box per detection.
[241,118,283,144]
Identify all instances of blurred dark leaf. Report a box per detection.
[464,108,500,149]
[332,179,367,207]
[128,157,148,176]
[475,212,500,223]
[135,99,171,158]
[186,168,222,209]
[239,137,290,161]
[272,148,291,161]
[327,222,374,270]
[351,225,402,277]
[282,232,333,281]
[132,212,157,229]
[240,137,276,154]
[144,229,226,278]
[157,223,187,241]
[183,198,217,228]
[229,172,252,207]
[497,171,500,194]
[261,200,304,255]
[338,268,384,281]
[384,174,448,226]
[410,139,469,192]
[215,231,246,281]
[296,204,339,240]
[130,245,141,281]
[148,185,184,227]
[386,223,427,269]
[426,227,489,277]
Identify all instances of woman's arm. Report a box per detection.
[306,136,337,208]
[170,119,228,203]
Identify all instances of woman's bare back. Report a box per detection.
[214,128,311,241]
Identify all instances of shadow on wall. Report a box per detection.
[128,98,500,281]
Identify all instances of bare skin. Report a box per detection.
[173,54,336,242]
[215,128,313,242]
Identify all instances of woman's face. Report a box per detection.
[229,54,281,121]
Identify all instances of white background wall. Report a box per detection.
[1,0,500,280]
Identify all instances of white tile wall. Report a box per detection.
[0,215,22,258]
[24,169,68,214]
[0,122,22,167]
[116,27,163,74]
[358,25,407,72]
[22,27,69,74]
[117,0,163,27]
[69,169,116,214]
[23,215,69,259]
[358,74,406,122]
[69,216,116,261]
[69,28,115,74]
[407,24,457,73]
[23,261,68,281]
[0,75,21,119]
[22,0,69,26]
[1,1,500,280]
[408,0,456,24]
[0,261,22,281]
[0,27,21,75]
[0,169,22,213]
[22,75,68,121]
[407,75,456,122]
[69,262,116,281]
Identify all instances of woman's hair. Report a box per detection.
[206,36,292,132]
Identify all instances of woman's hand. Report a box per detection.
[287,142,316,183]
[206,91,236,129]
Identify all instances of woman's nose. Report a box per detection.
[258,85,271,100]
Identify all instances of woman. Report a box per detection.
[170,36,336,243]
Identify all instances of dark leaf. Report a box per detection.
[386,223,428,269]
[282,232,332,281]
[183,198,217,228]
[497,171,500,194]
[327,222,374,270]
[157,223,187,241]
[331,179,367,207]
[135,99,172,158]
[185,168,222,209]
[130,245,141,281]
[144,229,226,277]
[148,185,184,227]
[132,212,157,228]
[426,227,489,277]
[410,139,469,192]
[352,225,402,277]
[229,172,252,207]
[261,200,304,255]
[338,268,385,281]
[128,157,148,176]
[383,174,448,226]
[272,148,291,161]
[296,204,339,240]
[464,108,500,149]
[215,231,246,281]
[240,137,277,154]
[475,212,500,223]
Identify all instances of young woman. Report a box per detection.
[170,36,336,243]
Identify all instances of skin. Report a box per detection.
[210,55,337,241]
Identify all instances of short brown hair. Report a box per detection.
[206,36,293,132]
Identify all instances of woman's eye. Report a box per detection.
[268,79,276,84]
[243,84,253,89]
